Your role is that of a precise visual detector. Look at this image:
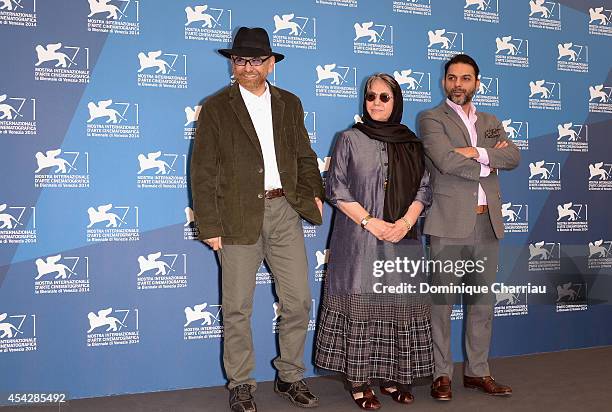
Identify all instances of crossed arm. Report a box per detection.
[419,115,520,179]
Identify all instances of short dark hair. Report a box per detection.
[444,54,479,78]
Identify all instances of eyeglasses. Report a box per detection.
[365,92,392,103]
[231,56,272,66]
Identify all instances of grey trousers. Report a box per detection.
[429,212,499,379]
[218,197,311,390]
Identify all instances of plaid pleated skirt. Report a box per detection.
[315,288,434,385]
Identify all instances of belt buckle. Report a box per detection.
[265,188,283,199]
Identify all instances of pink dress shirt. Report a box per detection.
[445,98,489,206]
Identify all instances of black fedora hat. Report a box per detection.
[219,27,284,62]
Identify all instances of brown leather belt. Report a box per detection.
[476,205,488,214]
[264,188,285,199]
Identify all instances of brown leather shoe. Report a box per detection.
[463,376,512,396]
[430,376,452,401]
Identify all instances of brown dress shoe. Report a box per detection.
[463,376,512,396]
[430,376,452,401]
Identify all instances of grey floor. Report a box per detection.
[4,346,611,412]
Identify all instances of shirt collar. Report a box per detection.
[239,82,270,105]
[446,98,477,119]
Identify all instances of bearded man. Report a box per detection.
[190,27,323,412]
[418,54,520,401]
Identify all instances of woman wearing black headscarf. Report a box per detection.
[315,73,433,410]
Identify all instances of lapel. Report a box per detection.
[441,101,471,147]
[229,83,262,157]
[270,83,286,169]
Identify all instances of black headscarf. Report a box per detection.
[353,74,424,238]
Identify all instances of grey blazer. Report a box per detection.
[418,102,520,239]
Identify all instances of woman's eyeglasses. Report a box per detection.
[231,56,272,66]
[365,92,392,103]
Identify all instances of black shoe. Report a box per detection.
[229,384,256,412]
[274,378,319,408]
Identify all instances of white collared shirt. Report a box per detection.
[239,83,283,190]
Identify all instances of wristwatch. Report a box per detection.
[360,214,373,229]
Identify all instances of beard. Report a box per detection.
[446,86,476,106]
[234,71,266,92]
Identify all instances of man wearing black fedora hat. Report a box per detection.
[191,27,323,411]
